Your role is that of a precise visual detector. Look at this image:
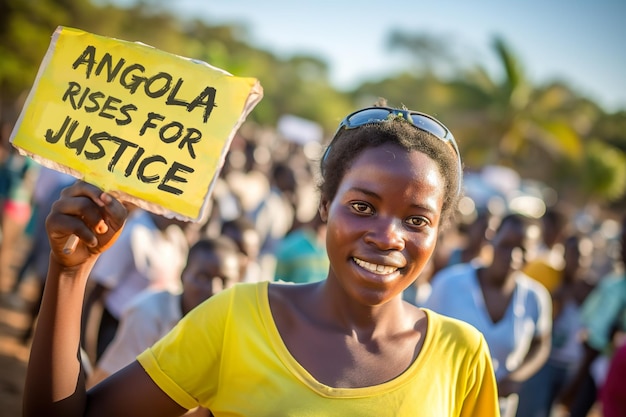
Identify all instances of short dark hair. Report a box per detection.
[188,236,239,260]
[318,111,462,226]
[495,213,533,234]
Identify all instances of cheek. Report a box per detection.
[410,233,438,268]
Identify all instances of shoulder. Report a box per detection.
[431,263,477,287]
[598,273,626,291]
[517,272,551,295]
[423,308,485,350]
[193,282,267,316]
[516,272,552,307]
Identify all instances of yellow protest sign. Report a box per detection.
[10,26,263,221]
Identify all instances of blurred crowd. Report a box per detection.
[1,117,625,417]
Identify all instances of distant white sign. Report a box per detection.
[277,114,323,145]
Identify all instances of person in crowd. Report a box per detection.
[248,161,299,281]
[445,208,492,268]
[424,213,553,417]
[87,236,242,385]
[0,146,38,293]
[87,236,243,417]
[600,335,626,417]
[516,234,593,417]
[557,215,626,417]
[23,103,500,416]
[81,207,189,362]
[220,216,262,283]
[522,207,569,294]
[5,167,75,344]
[273,210,329,283]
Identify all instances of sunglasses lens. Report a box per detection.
[346,108,393,127]
[409,114,448,139]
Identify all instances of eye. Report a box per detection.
[350,201,373,215]
[405,216,429,228]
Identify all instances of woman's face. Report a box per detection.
[320,144,445,306]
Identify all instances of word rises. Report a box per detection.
[73,45,217,123]
[45,116,194,195]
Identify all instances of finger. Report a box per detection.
[50,185,126,249]
[98,192,127,232]
[47,210,99,248]
[51,193,108,231]
[60,181,107,208]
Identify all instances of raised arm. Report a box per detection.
[23,182,193,417]
[22,181,127,416]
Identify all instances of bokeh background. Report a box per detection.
[1,1,625,416]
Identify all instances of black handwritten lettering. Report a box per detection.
[44,117,195,196]
[119,63,146,94]
[139,114,202,159]
[84,91,105,113]
[71,45,219,124]
[95,53,126,83]
[45,116,71,144]
[124,147,145,177]
[137,155,167,183]
[166,79,187,107]
[72,45,97,78]
[106,136,140,172]
[144,72,172,98]
[191,87,217,123]
[84,131,107,159]
[62,82,82,109]
[158,162,194,195]
[99,96,122,119]
[64,121,92,156]
[159,122,184,144]
[140,112,165,136]
[178,128,201,159]
[62,82,136,124]
[117,104,137,126]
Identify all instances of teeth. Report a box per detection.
[353,258,398,275]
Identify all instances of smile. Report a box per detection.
[353,257,398,275]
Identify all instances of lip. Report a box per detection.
[351,256,404,284]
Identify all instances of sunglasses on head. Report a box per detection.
[322,106,462,194]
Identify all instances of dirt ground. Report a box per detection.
[0,230,39,417]
[0,296,30,417]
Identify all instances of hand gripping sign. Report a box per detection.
[10,26,263,222]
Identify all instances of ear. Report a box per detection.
[318,198,329,223]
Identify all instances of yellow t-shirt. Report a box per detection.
[137,282,500,416]
[523,260,562,294]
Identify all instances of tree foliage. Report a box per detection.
[1,0,625,210]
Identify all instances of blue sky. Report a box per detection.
[143,0,625,112]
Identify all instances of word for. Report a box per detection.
[45,116,194,195]
[72,45,218,123]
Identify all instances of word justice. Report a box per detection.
[45,116,194,196]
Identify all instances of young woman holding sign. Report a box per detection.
[23,102,500,416]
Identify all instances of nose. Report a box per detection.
[364,216,406,251]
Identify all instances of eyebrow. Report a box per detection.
[347,186,438,213]
[348,186,380,200]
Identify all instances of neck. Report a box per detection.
[316,279,415,339]
[478,266,515,290]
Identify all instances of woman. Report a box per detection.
[24,104,500,416]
